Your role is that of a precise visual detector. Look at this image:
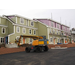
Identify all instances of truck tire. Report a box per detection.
[44,46,48,52]
[25,47,30,53]
[36,46,42,52]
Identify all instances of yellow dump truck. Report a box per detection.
[18,35,49,53]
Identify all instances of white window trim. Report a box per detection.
[29,29,32,35]
[16,26,20,33]
[33,30,36,35]
[30,21,34,26]
[20,18,24,24]
[0,37,4,44]
[22,28,26,34]
[26,19,29,26]
[1,27,6,34]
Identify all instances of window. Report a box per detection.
[20,18,24,24]
[1,38,4,43]
[2,28,6,34]
[57,24,59,28]
[64,27,65,30]
[16,27,20,33]
[50,38,53,42]
[30,38,32,44]
[51,22,53,27]
[22,28,26,34]
[29,29,32,34]
[34,30,36,35]
[16,36,20,41]
[31,21,34,26]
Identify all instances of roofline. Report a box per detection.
[15,15,34,21]
[2,14,35,21]
[34,18,70,28]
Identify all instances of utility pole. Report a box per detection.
[60,17,61,24]
[51,13,52,20]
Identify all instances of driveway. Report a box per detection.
[0,47,75,65]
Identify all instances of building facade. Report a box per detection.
[34,19,71,44]
[0,15,71,45]
[71,28,75,42]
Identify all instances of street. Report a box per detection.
[0,47,75,65]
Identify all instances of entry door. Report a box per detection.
[5,36,8,44]
[54,39,55,44]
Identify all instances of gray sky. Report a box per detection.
[0,9,75,29]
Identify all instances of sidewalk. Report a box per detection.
[0,43,75,55]
[48,43,75,49]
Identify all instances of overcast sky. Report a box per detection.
[0,9,75,29]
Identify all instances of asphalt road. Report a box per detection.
[0,47,75,65]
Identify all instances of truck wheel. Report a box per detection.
[25,47,30,53]
[44,46,48,52]
[36,46,42,52]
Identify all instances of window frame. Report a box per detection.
[31,21,34,26]
[29,29,32,34]
[22,28,26,34]
[57,24,59,28]
[1,27,6,34]
[51,22,53,27]
[16,26,20,33]
[20,18,24,24]
[33,30,36,35]
[0,37,4,43]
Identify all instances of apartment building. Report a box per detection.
[0,15,38,45]
[0,15,71,45]
[34,18,71,44]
